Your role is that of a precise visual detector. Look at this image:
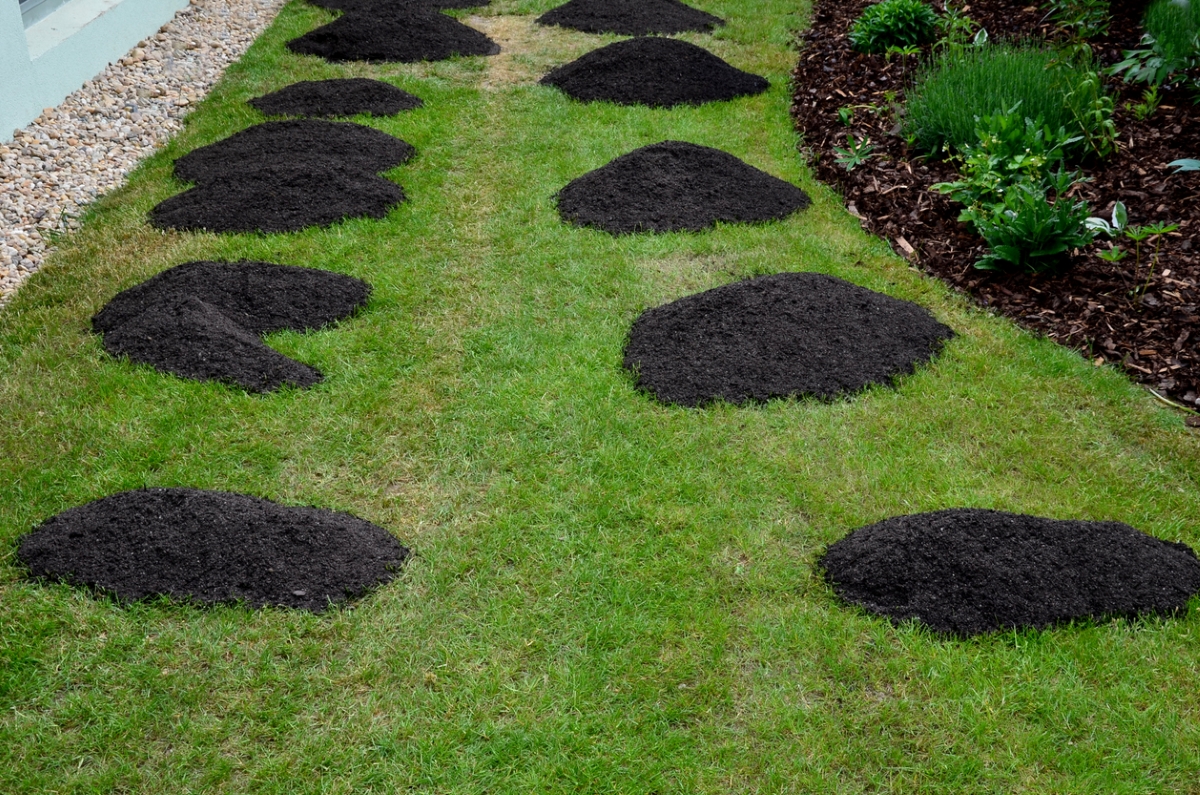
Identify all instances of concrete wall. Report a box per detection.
[1,0,188,140]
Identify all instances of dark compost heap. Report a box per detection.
[150,120,413,233]
[821,508,1200,636]
[250,78,424,117]
[307,0,490,11]
[540,37,768,108]
[537,0,723,36]
[92,260,370,392]
[288,4,499,63]
[557,140,811,235]
[17,488,409,612]
[624,272,953,406]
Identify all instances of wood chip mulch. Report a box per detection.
[791,0,1200,405]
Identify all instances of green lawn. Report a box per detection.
[2,1,1200,791]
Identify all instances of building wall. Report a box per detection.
[1,0,188,140]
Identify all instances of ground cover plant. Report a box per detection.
[4,0,1200,792]
[793,0,1200,407]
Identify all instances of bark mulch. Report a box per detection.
[536,0,724,36]
[624,272,954,406]
[540,36,768,108]
[92,260,370,391]
[18,488,409,612]
[557,140,811,234]
[250,78,424,118]
[821,508,1200,636]
[792,0,1200,406]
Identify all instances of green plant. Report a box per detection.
[905,42,1115,158]
[834,134,877,170]
[1044,0,1111,39]
[1169,157,1200,171]
[838,105,855,125]
[962,173,1096,272]
[1126,84,1162,119]
[935,0,981,51]
[932,111,1080,210]
[849,0,940,53]
[1110,0,1200,88]
[1085,202,1180,298]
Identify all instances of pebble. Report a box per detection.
[0,0,285,307]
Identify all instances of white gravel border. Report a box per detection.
[0,0,287,307]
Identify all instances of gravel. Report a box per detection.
[0,0,286,307]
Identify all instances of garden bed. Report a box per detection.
[792,0,1200,406]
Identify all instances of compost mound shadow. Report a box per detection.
[537,0,723,35]
[92,260,370,392]
[150,120,413,233]
[624,272,953,406]
[288,5,499,63]
[540,37,768,108]
[17,488,409,612]
[821,508,1200,636]
[557,140,811,235]
[250,78,424,118]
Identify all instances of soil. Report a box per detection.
[92,260,370,391]
[536,0,724,36]
[151,120,412,234]
[17,488,409,612]
[288,5,500,63]
[307,0,490,11]
[249,78,425,117]
[792,0,1200,406]
[624,272,953,406]
[150,164,405,234]
[539,36,769,108]
[820,508,1200,636]
[556,140,811,235]
[171,120,414,184]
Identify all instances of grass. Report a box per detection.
[2,0,1200,791]
[904,41,1109,154]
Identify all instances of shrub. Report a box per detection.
[932,116,1095,274]
[905,43,1114,157]
[849,0,940,54]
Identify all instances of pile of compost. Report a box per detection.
[537,0,723,35]
[250,78,424,117]
[92,260,370,392]
[289,3,498,63]
[540,37,768,107]
[17,488,409,612]
[307,0,490,11]
[557,140,810,234]
[150,120,413,233]
[624,272,953,406]
[821,508,1200,636]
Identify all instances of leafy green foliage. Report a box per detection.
[964,175,1096,273]
[833,134,876,170]
[932,112,1080,209]
[905,43,1116,158]
[1169,157,1200,171]
[849,0,940,54]
[1110,0,1200,89]
[1044,0,1111,39]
